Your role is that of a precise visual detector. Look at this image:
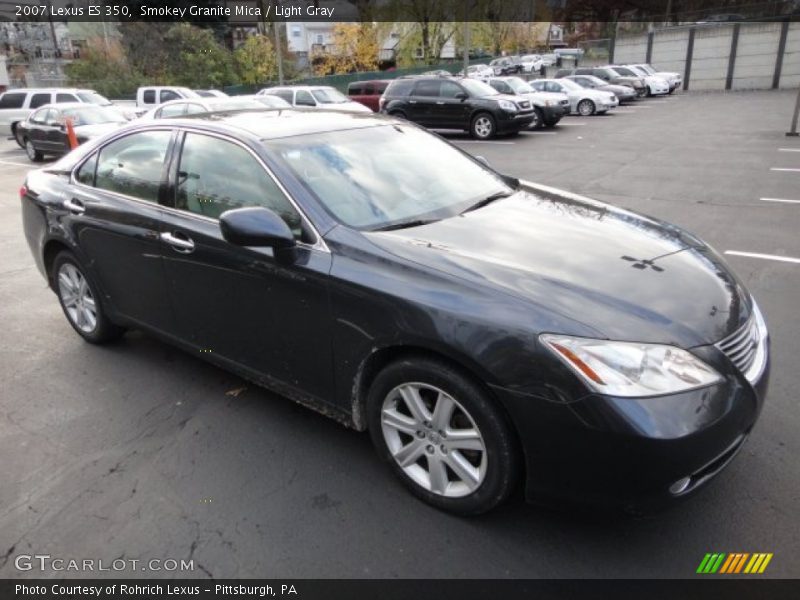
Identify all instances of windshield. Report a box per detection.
[611,67,637,77]
[522,55,540,61]
[255,95,291,108]
[506,77,533,93]
[460,79,499,97]
[62,106,127,125]
[641,64,657,74]
[580,75,607,86]
[311,88,349,103]
[269,125,510,230]
[76,91,111,105]
[556,79,582,91]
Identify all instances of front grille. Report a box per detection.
[517,101,531,109]
[716,316,759,374]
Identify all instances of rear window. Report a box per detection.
[0,92,26,109]
[348,83,363,95]
[384,80,415,97]
[143,90,156,104]
[574,68,592,75]
[56,93,79,103]
[413,80,440,97]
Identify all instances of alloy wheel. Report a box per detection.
[578,100,594,116]
[57,263,97,333]
[380,382,487,498]
[473,116,494,139]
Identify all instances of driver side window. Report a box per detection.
[175,133,304,238]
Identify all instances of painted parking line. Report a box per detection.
[760,197,800,204]
[527,131,557,135]
[0,159,32,167]
[455,140,516,145]
[724,251,800,264]
[778,148,800,152]
[770,168,800,172]
[557,122,587,126]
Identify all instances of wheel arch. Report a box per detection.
[42,238,74,290]
[351,342,509,433]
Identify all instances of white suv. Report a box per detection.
[258,86,371,113]
[0,88,111,142]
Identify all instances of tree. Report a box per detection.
[162,23,235,88]
[312,23,379,75]
[234,34,278,85]
[392,0,458,64]
[64,37,143,97]
[119,22,173,81]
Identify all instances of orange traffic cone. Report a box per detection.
[65,117,79,149]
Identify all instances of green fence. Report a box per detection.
[222,58,493,96]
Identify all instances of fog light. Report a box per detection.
[669,476,691,495]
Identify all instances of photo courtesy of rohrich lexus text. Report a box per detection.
[1,0,799,599]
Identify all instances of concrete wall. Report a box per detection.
[613,21,800,91]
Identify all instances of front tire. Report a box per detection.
[52,251,125,344]
[470,113,496,140]
[529,107,544,130]
[367,357,518,515]
[577,99,595,116]
[24,138,43,162]
[14,125,25,149]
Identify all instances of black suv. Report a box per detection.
[379,77,535,139]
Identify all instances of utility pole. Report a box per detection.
[462,3,470,74]
[787,87,800,136]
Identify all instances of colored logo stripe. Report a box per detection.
[697,553,773,574]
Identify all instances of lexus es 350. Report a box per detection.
[21,109,769,515]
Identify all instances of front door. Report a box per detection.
[159,130,335,404]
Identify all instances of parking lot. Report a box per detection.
[1,89,799,579]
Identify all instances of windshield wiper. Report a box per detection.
[373,218,440,232]
[461,190,513,214]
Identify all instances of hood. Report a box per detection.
[644,75,669,85]
[523,91,568,104]
[604,84,635,95]
[581,89,617,102]
[363,187,751,347]
[74,122,127,138]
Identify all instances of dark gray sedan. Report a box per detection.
[564,74,638,103]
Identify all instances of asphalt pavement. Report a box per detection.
[1,89,799,579]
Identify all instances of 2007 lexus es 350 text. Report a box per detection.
[21,109,769,515]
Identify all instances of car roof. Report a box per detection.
[35,102,104,110]
[154,108,395,141]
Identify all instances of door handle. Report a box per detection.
[408,100,418,104]
[63,198,85,215]
[160,231,195,253]
[436,101,445,105]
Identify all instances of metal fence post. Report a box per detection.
[773,20,790,90]
[683,28,695,91]
[788,87,800,137]
[725,23,740,90]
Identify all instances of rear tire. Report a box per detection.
[52,251,125,344]
[24,138,43,162]
[367,357,519,516]
[388,110,407,120]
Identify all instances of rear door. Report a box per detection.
[25,107,51,151]
[158,130,334,401]
[409,80,440,124]
[437,80,471,128]
[67,129,179,333]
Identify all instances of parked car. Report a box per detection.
[16,103,128,162]
[456,64,495,78]
[611,65,670,96]
[540,53,558,67]
[627,63,682,93]
[258,85,371,113]
[136,86,201,110]
[139,97,266,120]
[240,94,292,109]
[346,80,391,112]
[194,89,229,98]
[20,110,769,515]
[0,87,114,143]
[380,76,535,139]
[557,67,647,97]
[422,70,453,77]
[518,54,545,74]
[480,76,570,129]
[489,56,523,75]
[563,74,638,103]
[530,78,619,115]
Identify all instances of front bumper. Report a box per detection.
[540,105,567,122]
[492,342,770,511]
[497,110,535,132]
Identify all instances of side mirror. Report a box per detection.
[47,120,63,128]
[219,207,296,249]
[455,92,468,101]
[474,155,490,167]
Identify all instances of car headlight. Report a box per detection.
[540,334,722,397]
[497,99,518,112]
